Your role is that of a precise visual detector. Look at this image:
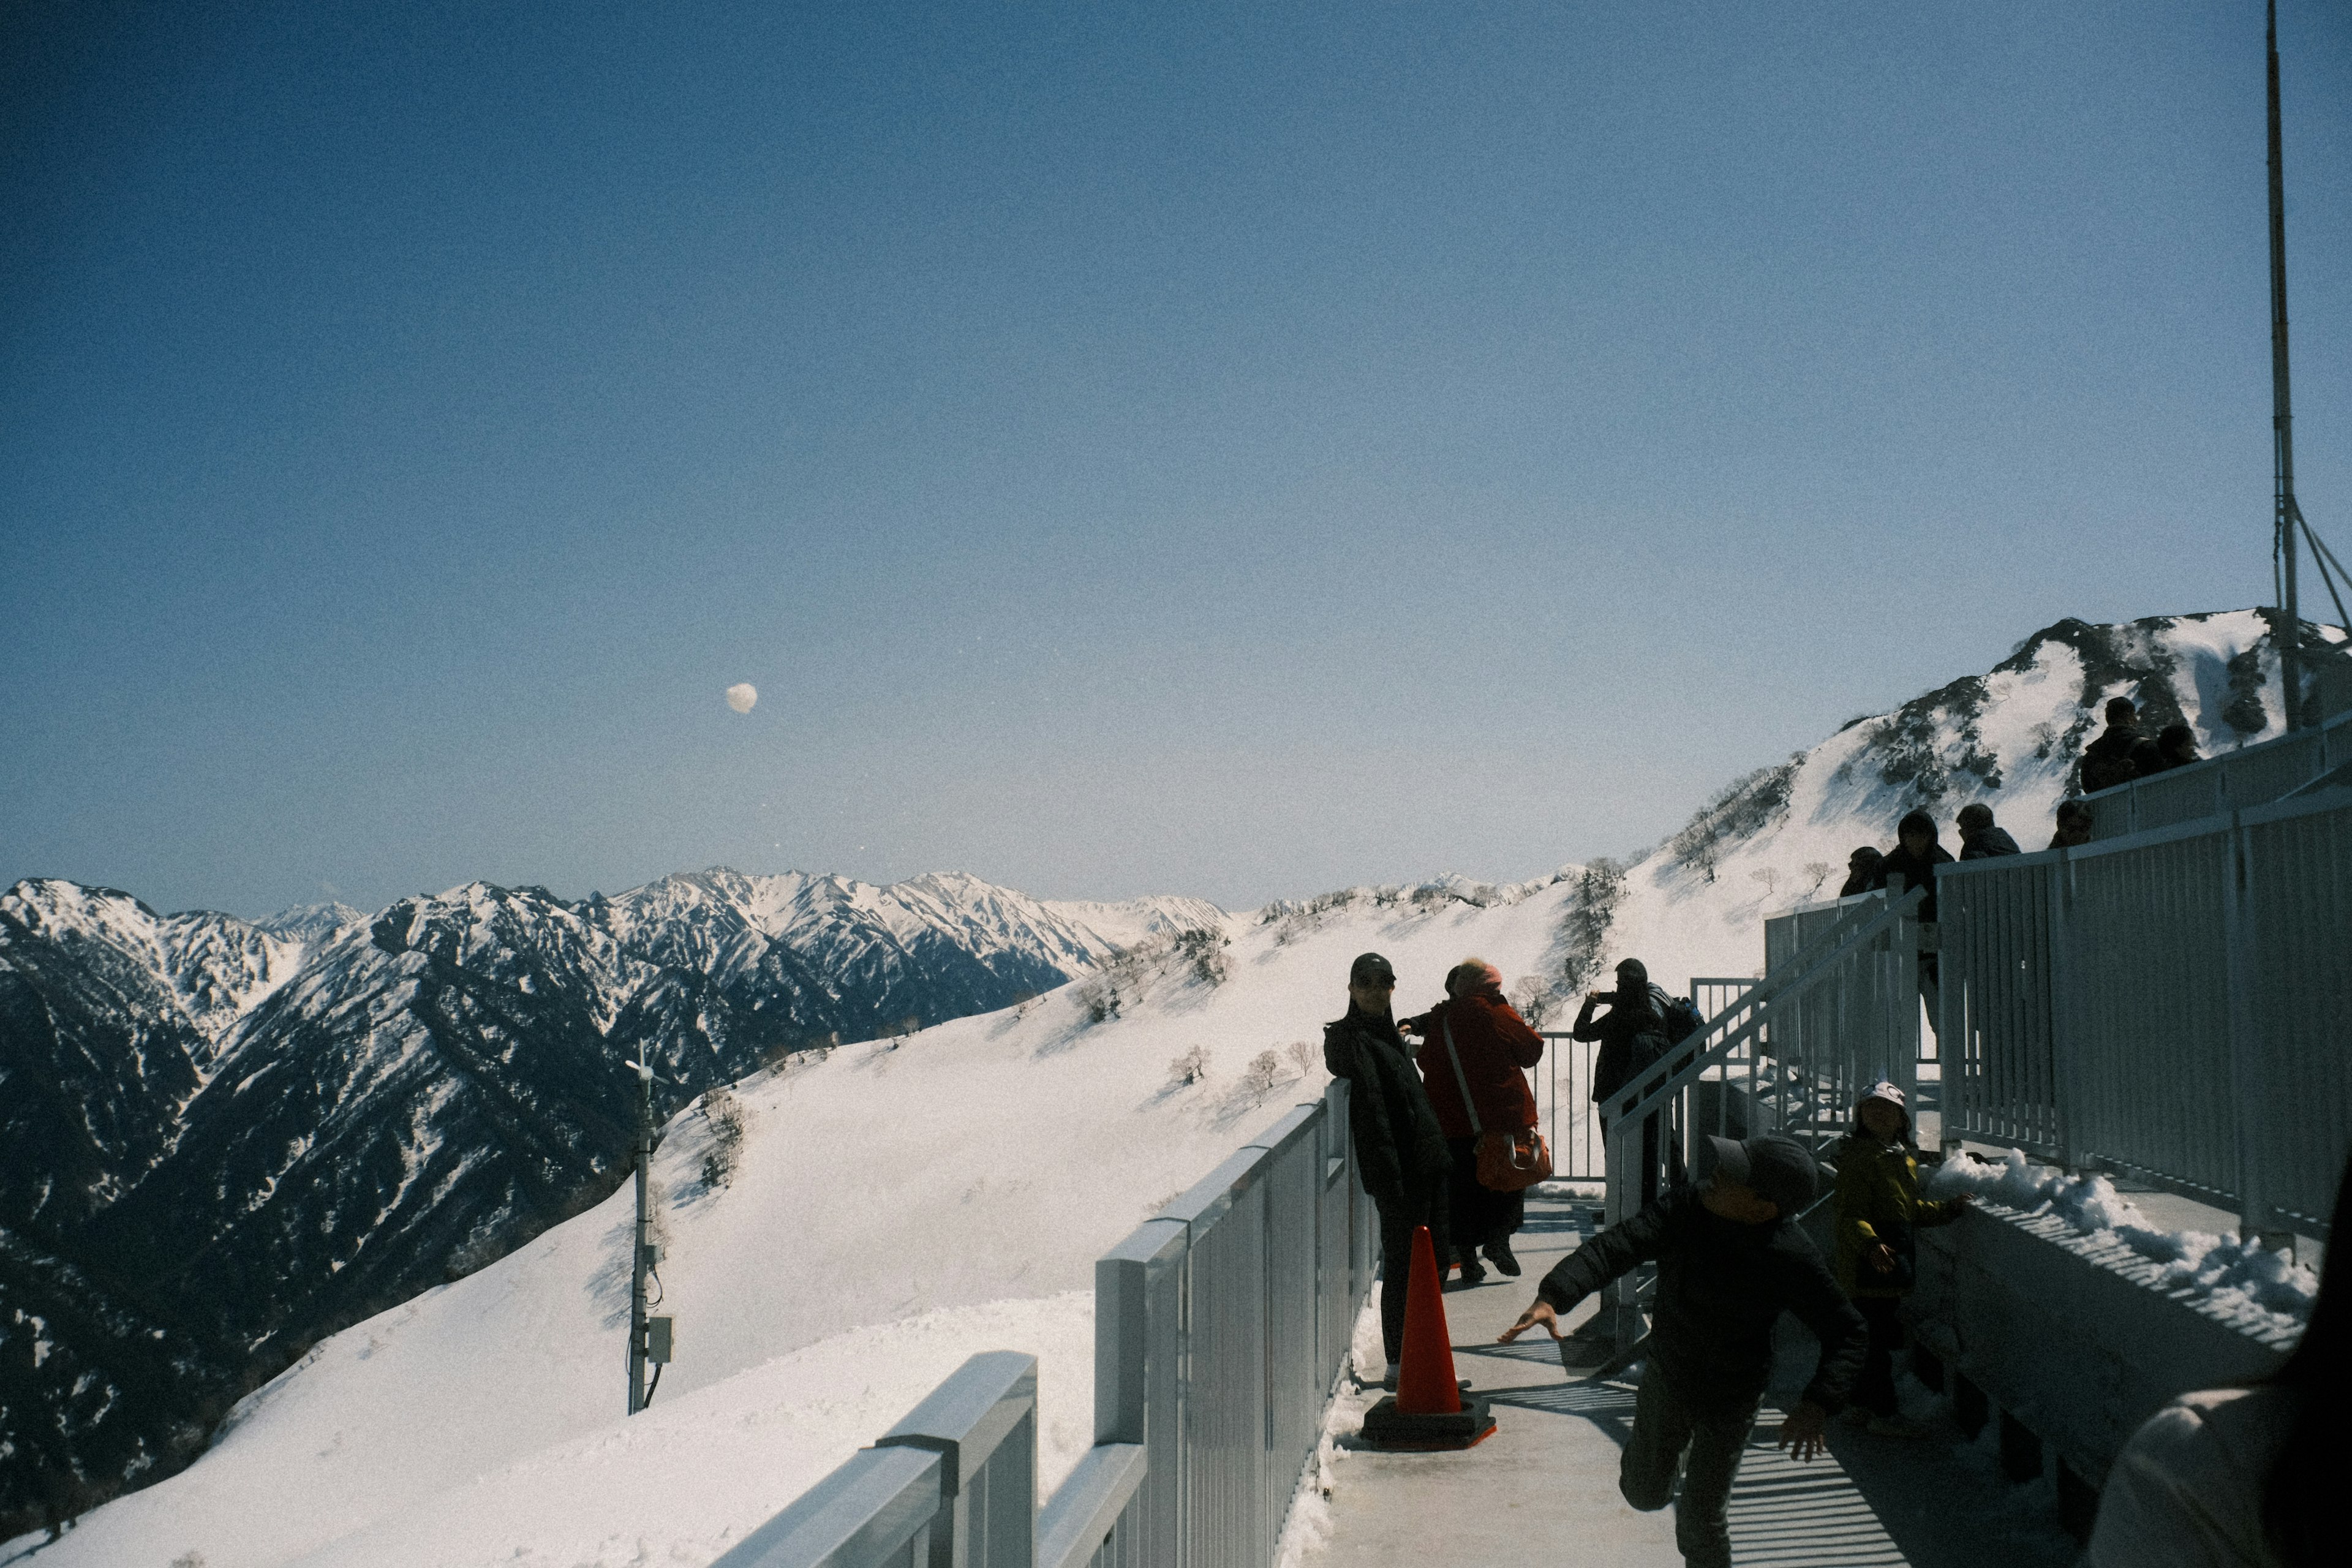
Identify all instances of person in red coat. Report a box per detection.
[1402,959,1547,1283]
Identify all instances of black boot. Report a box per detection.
[1485,1238,1521,1277]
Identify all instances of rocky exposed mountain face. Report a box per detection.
[0,870,1218,1533]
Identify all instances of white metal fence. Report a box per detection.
[1940,785,2352,1240]
[1534,981,1760,1185]
[2081,703,2352,840]
[712,1080,1378,1568]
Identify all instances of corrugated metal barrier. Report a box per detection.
[1940,785,2352,1240]
[712,1080,1378,1568]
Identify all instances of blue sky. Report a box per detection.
[4,1,2348,917]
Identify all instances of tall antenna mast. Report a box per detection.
[2267,0,2302,728]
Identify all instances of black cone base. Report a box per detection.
[1357,1393,1496,1450]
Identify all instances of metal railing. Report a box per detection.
[1939,785,2352,1240]
[2081,703,2352,840]
[714,1080,1378,1568]
[1535,979,1760,1184]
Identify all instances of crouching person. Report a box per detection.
[1831,1081,1967,1435]
[1499,1134,1867,1568]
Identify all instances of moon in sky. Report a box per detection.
[725,683,758,714]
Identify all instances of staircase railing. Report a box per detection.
[711,1080,1378,1568]
[2081,702,2352,840]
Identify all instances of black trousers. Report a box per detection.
[1853,1295,1905,1417]
[1373,1183,1451,1366]
[1619,1359,1759,1568]
[1442,1135,1525,1262]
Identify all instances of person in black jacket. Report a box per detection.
[2132,722,2201,777]
[2081,697,2145,792]
[1323,951,1452,1372]
[1878,810,1954,923]
[1837,846,1885,897]
[1575,958,1678,1204]
[1955,802,2021,860]
[1500,1134,1868,1568]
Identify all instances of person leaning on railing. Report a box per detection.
[2081,696,2146,793]
[1954,802,2020,860]
[2050,799,2094,849]
[2084,1153,2351,1568]
[1498,1134,1868,1568]
[1322,950,1453,1382]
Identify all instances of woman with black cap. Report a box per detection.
[1322,951,1453,1377]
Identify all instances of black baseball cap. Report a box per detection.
[1703,1134,1819,1216]
[1349,952,1396,986]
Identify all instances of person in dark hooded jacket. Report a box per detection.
[1837,846,1885,897]
[2081,697,2146,792]
[1323,951,1452,1371]
[1575,957,1680,1204]
[1955,802,2021,861]
[1878,810,1955,924]
[1501,1134,1868,1568]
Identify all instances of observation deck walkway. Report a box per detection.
[1310,1192,2078,1568]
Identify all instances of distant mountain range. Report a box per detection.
[0,869,1217,1533]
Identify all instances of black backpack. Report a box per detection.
[1660,990,1705,1046]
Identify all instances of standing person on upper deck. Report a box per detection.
[1838,846,1886,897]
[1402,957,1545,1284]
[1499,1134,1868,1568]
[1323,951,1452,1376]
[2081,696,2146,792]
[1576,957,1679,1204]
[1878,810,1954,922]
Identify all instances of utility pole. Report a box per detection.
[628,1054,654,1415]
[2267,0,2303,729]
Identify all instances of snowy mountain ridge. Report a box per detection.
[0,866,1221,1537]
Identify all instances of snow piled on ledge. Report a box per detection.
[1924,1148,2319,1334]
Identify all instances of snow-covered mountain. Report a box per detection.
[0,869,1218,1536]
[4,606,2338,1556]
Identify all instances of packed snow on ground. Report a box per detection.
[1926,1148,2320,1333]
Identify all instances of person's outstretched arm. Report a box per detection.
[1499,1195,1671,1341]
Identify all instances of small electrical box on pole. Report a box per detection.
[647,1317,674,1364]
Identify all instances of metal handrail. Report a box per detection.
[1938,782,2352,1241]
[718,1080,1379,1568]
[2081,701,2352,839]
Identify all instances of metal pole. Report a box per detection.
[628,1058,652,1415]
[2269,0,2303,728]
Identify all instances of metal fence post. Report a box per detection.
[2046,851,2078,1170]
[2221,812,2284,1246]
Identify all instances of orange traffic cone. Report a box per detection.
[1359,1225,1496,1450]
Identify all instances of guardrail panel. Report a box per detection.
[2242,791,2352,1235]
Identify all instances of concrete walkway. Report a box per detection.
[1306,1193,2082,1568]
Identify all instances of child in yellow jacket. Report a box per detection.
[1831,1081,1967,1434]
